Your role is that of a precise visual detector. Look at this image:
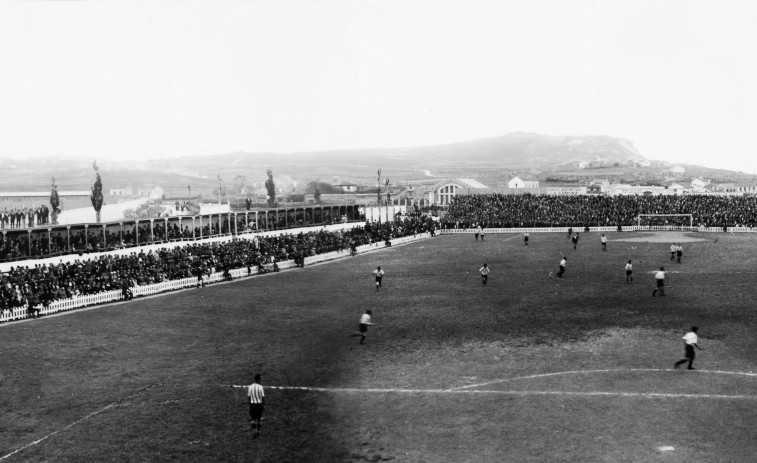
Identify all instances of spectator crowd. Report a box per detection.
[442,193,757,229]
[1,210,367,263]
[1,216,437,317]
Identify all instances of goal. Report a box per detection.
[636,214,693,228]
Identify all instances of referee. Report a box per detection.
[247,374,265,438]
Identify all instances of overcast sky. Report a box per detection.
[1,1,756,173]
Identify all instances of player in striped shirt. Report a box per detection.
[247,374,265,438]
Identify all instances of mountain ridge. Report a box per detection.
[1,133,754,198]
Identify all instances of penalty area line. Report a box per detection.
[448,368,757,391]
[0,382,162,462]
[223,384,757,400]
[0,404,117,461]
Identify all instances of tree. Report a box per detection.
[314,178,322,204]
[91,164,104,222]
[265,169,276,208]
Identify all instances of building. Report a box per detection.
[425,178,491,206]
[136,185,164,199]
[691,178,709,189]
[507,176,540,189]
[713,183,757,194]
[607,183,690,196]
[109,186,134,196]
[545,186,587,195]
[667,183,688,195]
[586,184,603,195]
[0,190,92,210]
[335,183,359,193]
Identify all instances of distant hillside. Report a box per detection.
[111,132,649,188]
[2,133,754,199]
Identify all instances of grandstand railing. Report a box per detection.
[441,226,739,234]
[0,232,432,324]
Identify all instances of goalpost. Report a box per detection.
[636,214,693,229]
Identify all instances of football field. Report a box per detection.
[2,231,756,462]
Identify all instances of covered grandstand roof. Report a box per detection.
[456,178,489,189]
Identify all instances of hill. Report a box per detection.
[2,133,755,198]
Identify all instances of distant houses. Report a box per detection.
[109,185,164,199]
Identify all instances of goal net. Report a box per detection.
[636,214,693,228]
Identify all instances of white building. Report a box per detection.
[427,178,491,206]
[608,184,688,196]
[109,186,134,196]
[336,183,359,193]
[667,183,688,195]
[137,185,164,199]
[508,176,539,189]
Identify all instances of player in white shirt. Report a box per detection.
[652,266,666,296]
[670,244,676,261]
[479,263,490,285]
[625,260,633,283]
[600,234,607,251]
[674,326,703,370]
[557,257,567,277]
[350,309,375,344]
[373,266,384,291]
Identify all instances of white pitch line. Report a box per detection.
[448,368,757,391]
[225,384,757,400]
[0,403,116,461]
[7,372,755,461]
[0,382,162,462]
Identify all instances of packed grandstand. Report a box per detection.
[0,216,436,316]
[441,193,757,228]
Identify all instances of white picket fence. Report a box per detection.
[0,232,431,324]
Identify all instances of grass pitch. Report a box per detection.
[2,231,757,462]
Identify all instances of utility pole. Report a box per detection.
[377,169,382,222]
[384,178,390,222]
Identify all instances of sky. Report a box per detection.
[1,0,756,173]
